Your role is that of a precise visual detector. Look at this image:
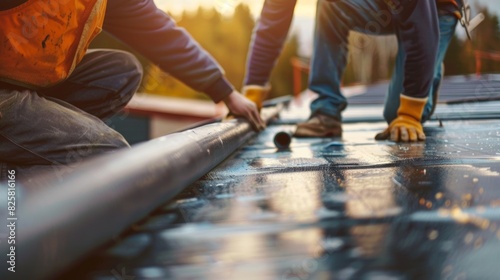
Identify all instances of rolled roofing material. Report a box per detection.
[0,106,281,280]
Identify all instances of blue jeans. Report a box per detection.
[384,15,458,123]
[308,0,457,122]
[0,50,142,180]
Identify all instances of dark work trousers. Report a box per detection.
[0,49,143,182]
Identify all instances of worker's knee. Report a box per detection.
[110,50,143,99]
[96,50,143,118]
[114,50,143,86]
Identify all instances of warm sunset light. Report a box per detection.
[1,1,500,279]
[154,0,318,18]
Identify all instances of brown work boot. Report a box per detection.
[294,114,342,137]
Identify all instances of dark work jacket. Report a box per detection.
[104,0,233,102]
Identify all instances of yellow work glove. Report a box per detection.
[242,85,271,111]
[375,95,428,142]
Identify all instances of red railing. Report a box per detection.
[475,50,500,77]
[290,57,310,98]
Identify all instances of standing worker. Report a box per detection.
[244,0,462,142]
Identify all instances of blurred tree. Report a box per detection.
[90,4,300,100]
[90,3,499,101]
[140,4,265,100]
[269,33,300,98]
[445,5,500,75]
[443,34,471,76]
[471,5,500,74]
[473,6,500,52]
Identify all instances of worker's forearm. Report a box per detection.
[103,0,234,102]
[244,0,297,86]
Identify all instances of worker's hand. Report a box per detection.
[223,90,266,131]
[375,116,425,142]
[375,95,428,142]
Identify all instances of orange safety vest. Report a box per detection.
[0,0,107,88]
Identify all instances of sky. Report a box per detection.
[154,0,500,56]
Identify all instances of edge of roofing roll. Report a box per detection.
[1,105,282,280]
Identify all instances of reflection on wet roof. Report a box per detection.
[59,76,500,280]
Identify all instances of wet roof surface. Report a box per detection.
[62,76,500,280]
